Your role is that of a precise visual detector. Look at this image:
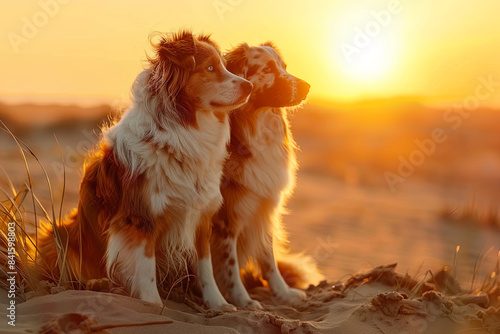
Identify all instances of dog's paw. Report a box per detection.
[139,291,163,306]
[230,288,264,310]
[85,278,110,292]
[243,299,264,310]
[274,287,307,305]
[233,297,263,310]
[204,292,236,312]
[210,301,237,312]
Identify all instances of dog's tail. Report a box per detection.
[37,210,83,284]
[276,250,324,289]
[272,205,324,288]
[240,247,324,290]
[37,209,105,285]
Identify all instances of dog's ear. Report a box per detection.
[225,43,249,77]
[260,41,282,57]
[156,31,196,70]
[146,31,197,128]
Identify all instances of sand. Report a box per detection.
[1,264,497,334]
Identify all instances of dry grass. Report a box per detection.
[440,199,500,230]
[0,121,81,300]
[368,247,500,308]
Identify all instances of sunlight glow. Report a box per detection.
[1,0,500,106]
[341,40,394,81]
[325,7,402,100]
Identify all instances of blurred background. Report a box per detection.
[1,0,499,286]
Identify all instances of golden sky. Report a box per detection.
[1,0,499,107]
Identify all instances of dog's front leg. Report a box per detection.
[195,211,236,312]
[106,229,162,305]
[220,236,264,309]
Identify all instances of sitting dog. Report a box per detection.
[211,42,322,309]
[39,30,252,311]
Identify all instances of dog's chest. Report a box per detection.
[242,109,294,198]
[147,114,230,216]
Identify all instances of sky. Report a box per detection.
[1,0,499,107]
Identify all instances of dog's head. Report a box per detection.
[225,42,310,109]
[146,30,253,127]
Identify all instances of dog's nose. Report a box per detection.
[240,80,253,95]
[297,80,310,95]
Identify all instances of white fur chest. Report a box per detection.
[241,108,296,199]
[147,112,230,215]
[106,109,230,216]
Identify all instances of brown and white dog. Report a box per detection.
[39,30,252,311]
[211,42,322,309]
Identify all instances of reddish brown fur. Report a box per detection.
[39,142,157,282]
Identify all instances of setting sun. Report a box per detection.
[338,38,396,81]
[330,4,400,83]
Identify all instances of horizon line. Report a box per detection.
[1,95,499,110]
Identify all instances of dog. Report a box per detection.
[211,42,322,309]
[38,30,252,311]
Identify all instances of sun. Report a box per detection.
[344,40,393,81]
[338,38,397,82]
[328,11,400,85]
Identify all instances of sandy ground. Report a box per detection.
[1,264,498,333]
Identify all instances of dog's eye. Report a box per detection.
[207,65,214,72]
